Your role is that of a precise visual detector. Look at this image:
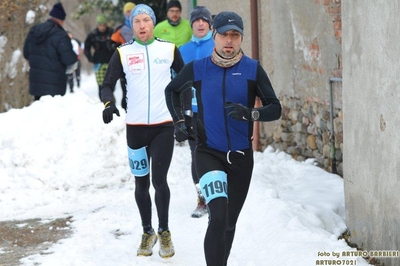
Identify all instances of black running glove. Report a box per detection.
[183,114,193,128]
[224,102,252,121]
[103,101,120,124]
[174,118,195,142]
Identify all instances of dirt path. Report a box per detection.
[0,217,73,266]
[1,218,382,266]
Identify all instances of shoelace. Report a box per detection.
[159,232,171,246]
[140,233,153,248]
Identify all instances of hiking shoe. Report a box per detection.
[191,197,208,218]
[158,230,175,258]
[137,231,157,256]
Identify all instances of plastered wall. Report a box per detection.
[197,0,343,174]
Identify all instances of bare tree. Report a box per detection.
[0,1,50,112]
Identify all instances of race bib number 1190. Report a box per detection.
[199,170,228,204]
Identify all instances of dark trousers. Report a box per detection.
[126,123,174,231]
[67,61,81,92]
[196,146,254,266]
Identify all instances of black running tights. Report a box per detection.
[196,146,254,266]
[126,123,174,231]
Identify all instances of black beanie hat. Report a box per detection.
[167,0,182,11]
[190,6,212,27]
[50,3,66,21]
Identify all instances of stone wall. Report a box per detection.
[270,90,343,175]
[198,0,343,174]
[270,0,343,175]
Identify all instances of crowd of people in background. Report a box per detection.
[23,1,282,266]
[22,1,194,103]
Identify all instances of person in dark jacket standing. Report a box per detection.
[84,14,115,101]
[165,11,282,266]
[23,2,78,101]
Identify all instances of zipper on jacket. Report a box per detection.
[222,69,232,151]
[145,43,151,124]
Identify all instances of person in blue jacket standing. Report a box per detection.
[23,3,77,101]
[165,11,282,266]
[179,6,214,218]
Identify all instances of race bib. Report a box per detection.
[127,53,145,75]
[127,146,149,177]
[199,170,228,204]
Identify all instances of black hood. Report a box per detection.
[31,19,61,44]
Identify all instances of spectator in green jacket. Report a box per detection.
[154,0,192,47]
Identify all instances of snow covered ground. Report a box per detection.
[0,73,369,265]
